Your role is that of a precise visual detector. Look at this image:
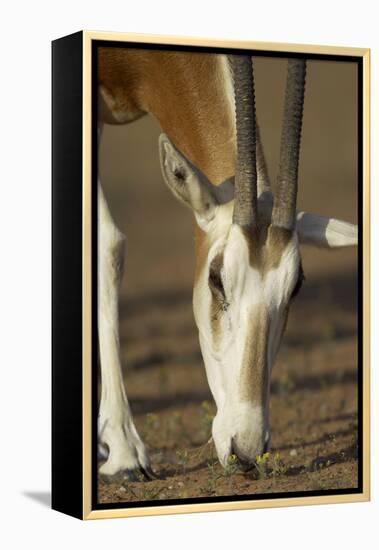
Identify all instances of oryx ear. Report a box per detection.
[159,133,219,228]
[296,211,358,248]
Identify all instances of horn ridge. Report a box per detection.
[273,58,307,230]
[229,55,257,227]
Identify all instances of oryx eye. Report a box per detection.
[174,168,186,181]
[291,264,305,300]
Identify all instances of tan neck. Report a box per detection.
[98,48,236,184]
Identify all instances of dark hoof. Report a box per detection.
[140,465,158,481]
[99,465,158,484]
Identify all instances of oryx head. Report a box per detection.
[159,56,357,468]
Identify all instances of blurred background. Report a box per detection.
[98,53,358,502]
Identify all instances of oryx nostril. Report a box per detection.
[229,426,269,470]
[230,436,237,457]
[229,437,255,472]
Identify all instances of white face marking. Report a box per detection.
[193,206,301,466]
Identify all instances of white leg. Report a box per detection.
[98,182,153,480]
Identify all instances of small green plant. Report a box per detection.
[254,452,270,480]
[271,452,286,477]
[204,460,222,495]
[224,454,239,477]
[223,454,239,493]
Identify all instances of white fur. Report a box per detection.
[97,181,150,476]
[297,211,358,247]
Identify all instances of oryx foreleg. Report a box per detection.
[98,182,153,480]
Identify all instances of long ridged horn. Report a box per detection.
[229,55,257,227]
[272,58,307,229]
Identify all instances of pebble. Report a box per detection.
[290,449,298,457]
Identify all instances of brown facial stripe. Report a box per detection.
[240,308,270,405]
[241,225,293,273]
[237,227,298,404]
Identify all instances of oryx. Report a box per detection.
[98,48,357,480]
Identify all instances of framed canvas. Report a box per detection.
[52,31,370,520]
